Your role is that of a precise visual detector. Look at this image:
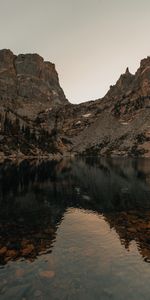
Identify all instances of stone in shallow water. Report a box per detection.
[21,244,34,256]
[39,270,55,279]
[34,290,42,297]
[15,268,25,277]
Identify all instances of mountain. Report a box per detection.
[0,49,68,157]
[0,49,150,158]
[0,49,67,118]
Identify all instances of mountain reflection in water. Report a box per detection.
[0,158,150,266]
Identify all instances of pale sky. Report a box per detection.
[0,0,150,103]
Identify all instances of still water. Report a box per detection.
[0,158,150,299]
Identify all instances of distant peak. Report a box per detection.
[125,67,130,74]
[0,48,68,110]
[140,56,150,69]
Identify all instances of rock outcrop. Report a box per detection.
[0,49,67,118]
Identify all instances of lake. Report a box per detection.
[0,157,150,299]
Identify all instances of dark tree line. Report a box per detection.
[0,111,58,153]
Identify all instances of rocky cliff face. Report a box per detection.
[0,49,67,118]
[0,50,150,158]
[0,49,69,158]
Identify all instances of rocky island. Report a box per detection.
[0,49,150,158]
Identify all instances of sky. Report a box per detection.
[0,0,150,103]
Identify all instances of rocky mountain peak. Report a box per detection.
[0,49,68,118]
[125,67,130,75]
[0,49,15,68]
[105,67,134,100]
[134,56,150,96]
[134,56,150,79]
[139,56,150,71]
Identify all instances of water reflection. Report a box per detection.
[0,158,150,265]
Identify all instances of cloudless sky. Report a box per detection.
[0,0,150,103]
